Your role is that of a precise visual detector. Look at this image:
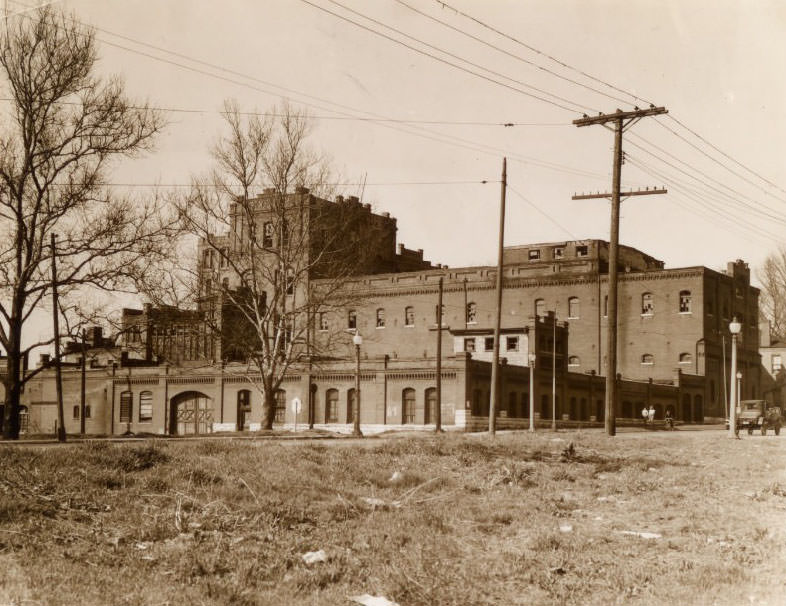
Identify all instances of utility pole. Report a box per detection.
[489,157,507,436]
[573,106,667,436]
[80,329,86,435]
[435,276,443,432]
[552,309,557,431]
[51,233,66,443]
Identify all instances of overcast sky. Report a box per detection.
[17,0,786,276]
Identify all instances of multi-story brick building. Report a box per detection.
[316,239,760,421]
[21,189,758,436]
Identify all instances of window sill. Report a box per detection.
[641,313,653,317]
[376,326,385,330]
[641,363,654,366]
[404,324,414,328]
[679,311,692,315]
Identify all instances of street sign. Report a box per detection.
[291,397,302,414]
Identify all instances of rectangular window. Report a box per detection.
[773,355,783,373]
[348,311,357,329]
[506,336,519,351]
[528,249,541,261]
[319,312,329,331]
[484,337,494,352]
[464,338,476,352]
[72,405,79,419]
[376,309,385,328]
[263,222,274,248]
[119,391,132,423]
[576,245,588,257]
[553,247,564,259]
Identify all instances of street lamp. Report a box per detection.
[352,330,363,437]
[728,317,741,438]
[528,352,536,432]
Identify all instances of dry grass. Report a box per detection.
[0,430,784,605]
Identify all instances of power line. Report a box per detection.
[394,0,632,108]
[6,1,604,184]
[431,0,654,107]
[666,114,786,198]
[321,0,597,113]
[655,117,786,203]
[299,0,586,114]
[508,184,579,240]
[0,96,566,126]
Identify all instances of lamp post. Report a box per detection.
[736,371,742,410]
[528,352,536,432]
[352,330,363,437]
[728,317,741,438]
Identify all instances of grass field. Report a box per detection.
[0,429,784,606]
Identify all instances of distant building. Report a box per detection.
[759,321,786,408]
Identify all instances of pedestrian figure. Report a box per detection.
[642,406,649,425]
[664,409,674,430]
[647,405,655,424]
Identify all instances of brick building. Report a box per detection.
[11,189,761,435]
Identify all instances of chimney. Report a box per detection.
[89,326,103,348]
[335,195,344,203]
[398,243,405,254]
[417,248,423,258]
[363,203,371,211]
[381,212,390,218]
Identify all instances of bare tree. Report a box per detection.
[176,101,377,429]
[0,8,172,439]
[757,247,786,340]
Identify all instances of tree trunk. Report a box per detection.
[2,322,23,440]
[262,390,275,430]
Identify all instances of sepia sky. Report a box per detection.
[13,0,786,276]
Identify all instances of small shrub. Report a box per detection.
[84,442,170,472]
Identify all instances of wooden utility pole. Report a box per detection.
[573,106,667,436]
[80,329,86,435]
[50,233,66,443]
[435,276,443,432]
[489,157,507,436]
[552,309,557,431]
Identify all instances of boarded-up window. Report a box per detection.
[139,391,153,422]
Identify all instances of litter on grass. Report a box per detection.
[559,523,573,533]
[349,594,400,606]
[301,550,327,565]
[619,531,662,540]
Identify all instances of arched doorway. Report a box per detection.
[236,390,251,431]
[170,391,213,435]
[693,395,703,423]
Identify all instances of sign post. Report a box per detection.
[291,397,302,432]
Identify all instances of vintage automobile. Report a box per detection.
[733,400,782,436]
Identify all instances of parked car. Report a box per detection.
[730,400,782,436]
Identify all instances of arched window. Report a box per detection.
[119,391,133,423]
[18,405,28,433]
[568,355,580,367]
[262,221,274,248]
[347,310,357,329]
[325,389,338,423]
[347,388,357,423]
[139,391,153,422]
[404,306,415,327]
[376,308,385,328]
[72,405,79,419]
[679,353,692,364]
[319,312,329,331]
[274,389,286,423]
[425,387,436,424]
[679,290,692,313]
[641,353,654,365]
[641,292,654,315]
[535,298,545,317]
[466,302,477,324]
[402,388,416,424]
[236,389,251,430]
[568,297,580,319]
